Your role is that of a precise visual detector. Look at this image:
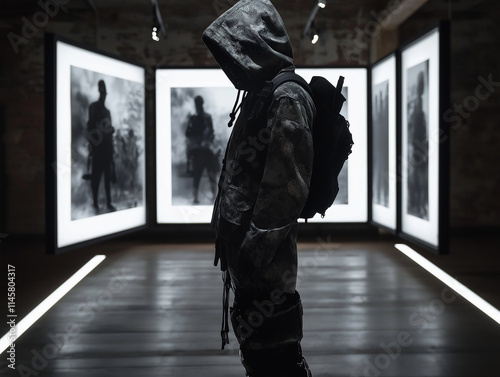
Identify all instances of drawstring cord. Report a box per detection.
[228,90,247,127]
[220,88,249,348]
[221,270,231,349]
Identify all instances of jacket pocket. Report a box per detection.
[219,184,254,228]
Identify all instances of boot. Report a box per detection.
[240,343,312,377]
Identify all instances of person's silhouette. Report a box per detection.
[408,71,428,219]
[185,95,218,204]
[87,80,116,213]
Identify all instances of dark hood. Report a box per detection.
[202,0,294,91]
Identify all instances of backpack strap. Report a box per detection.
[271,71,314,98]
[249,71,314,123]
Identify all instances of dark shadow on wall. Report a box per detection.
[0,105,7,234]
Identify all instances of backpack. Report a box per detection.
[254,71,354,220]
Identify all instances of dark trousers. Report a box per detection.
[230,290,312,377]
[191,147,218,200]
[216,219,310,376]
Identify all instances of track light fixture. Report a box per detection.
[151,0,167,42]
[302,0,326,41]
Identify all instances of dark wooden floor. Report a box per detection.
[1,239,500,376]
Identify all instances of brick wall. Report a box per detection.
[0,0,498,235]
[400,0,500,230]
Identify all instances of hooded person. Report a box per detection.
[203,1,314,376]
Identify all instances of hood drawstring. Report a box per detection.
[220,89,247,348]
[221,269,231,349]
[228,90,248,128]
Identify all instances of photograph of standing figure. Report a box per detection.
[85,79,116,214]
[185,95,218,204]
[297,67,368,223]
[71,66,145,220]
[335,87,349,205]
[372,80,390,208]
[170,87,233,206]
[406,60,429,220]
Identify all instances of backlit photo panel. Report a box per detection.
[70,66,145,220]
[370,54,397,231]
[297,68,368,223]
[400,24,449,253]
[46,35,147,253]
[156,69,235,223]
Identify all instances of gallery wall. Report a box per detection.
[399,0,500,232]
[0,0,499,235]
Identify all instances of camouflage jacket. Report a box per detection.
[203,0,315,295]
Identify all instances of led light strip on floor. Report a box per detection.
[0,255,106,354]
[395,243,500,325]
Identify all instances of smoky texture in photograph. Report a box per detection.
[335,86,349,205]
[406,60,429,220]
[372,80,389,208]
[70,66,145,220]
[170,87,233,206]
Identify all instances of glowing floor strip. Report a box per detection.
[0,255,106,354]
[395,243,500,325]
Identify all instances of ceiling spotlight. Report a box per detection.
[152,27,160,42]
[311,33,319,44]
[151,0,167,41]
[303,0,326,38]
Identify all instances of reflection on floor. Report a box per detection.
[1,239,500,376]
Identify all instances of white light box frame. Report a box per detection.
[155,68,237,224]
[370,54,397,231]
[297,68,368,223]
[156,67,367,224]
[46,35,147,254]
[399,23,449,254]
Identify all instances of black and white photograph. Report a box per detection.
[71,66,145,220]
[46,36,147,253]
[7,5,498,375]
[156,69,236,223]
[400,25,448,251]
[335,86,349,205]
[157,68,366,224]
[4,5,497,376]
[406,60,429,220]
[170,87,233,206]
[370,53,397,231]
[372,80,389,208]
[297,68,368,223]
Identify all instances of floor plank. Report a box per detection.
[2,240,500,376]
